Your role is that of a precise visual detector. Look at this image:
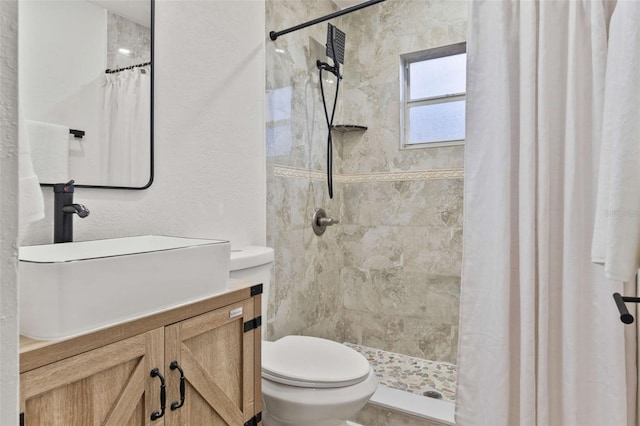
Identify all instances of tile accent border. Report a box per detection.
[339,169,464,182]
[272,165,327,181]
[273,165,464,182]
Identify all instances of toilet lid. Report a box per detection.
[262,336,371,388]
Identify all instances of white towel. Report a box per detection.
[19,113,45,239]
[591,1,640,282]
[26,120,70,184]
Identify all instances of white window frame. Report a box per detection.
[400,42,467,150]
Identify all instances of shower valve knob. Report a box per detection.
[312,208,339,235]
[318,216,339,226]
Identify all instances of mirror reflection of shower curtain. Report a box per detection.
[100,67,150,187]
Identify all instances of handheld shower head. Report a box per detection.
[317,24,346,79]
[316,23,346,199]
[326,23,345,65]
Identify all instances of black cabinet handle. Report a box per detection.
[150,368,166,420]
[170,361,186,410]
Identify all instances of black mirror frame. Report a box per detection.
[40,0,155,191]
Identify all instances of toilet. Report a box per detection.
[230,247,378,426]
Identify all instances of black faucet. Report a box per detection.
[53,180,90,243]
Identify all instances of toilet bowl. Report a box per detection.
[261,336,378,426]
[229,247,378,426]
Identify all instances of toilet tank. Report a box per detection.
[230,246,274,339]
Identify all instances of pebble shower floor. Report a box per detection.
[344,343,457,402]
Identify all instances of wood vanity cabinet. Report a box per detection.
[20,287,262,426]
[20,329,163,425]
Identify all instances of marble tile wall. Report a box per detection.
[266,174,345,341]
[107,12,151,70]
[266,0,345,341]
[341,178,463,362]
[337,0,466,364]
[338,0,467,173]
[265,0,466,363]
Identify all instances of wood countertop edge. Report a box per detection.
[20,286,253,373]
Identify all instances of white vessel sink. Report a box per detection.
[19,235,230,340]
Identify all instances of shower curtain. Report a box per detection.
[100,66,151,187]
[456,1,633,425]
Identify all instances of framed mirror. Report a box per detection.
[19,0,154,189]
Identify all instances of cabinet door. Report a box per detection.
[165,299,256,425]
[21,328,164,426]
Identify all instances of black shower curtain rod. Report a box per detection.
[269,0,386,41]
[105,61,151,74]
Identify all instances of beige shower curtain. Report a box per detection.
[456,1,635,425]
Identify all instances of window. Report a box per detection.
[401,42,467,148]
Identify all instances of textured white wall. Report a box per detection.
[0,0,20,422]
[22,0,267,249]
[12,0,265,418]
[19,1,107,185]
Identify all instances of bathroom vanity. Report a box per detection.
[19,284,262,426]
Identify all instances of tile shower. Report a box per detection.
[266,0,466,421]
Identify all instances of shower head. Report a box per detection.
[316,23,345,78]
[326,23,345,65]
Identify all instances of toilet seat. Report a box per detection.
[262,336,371,388]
